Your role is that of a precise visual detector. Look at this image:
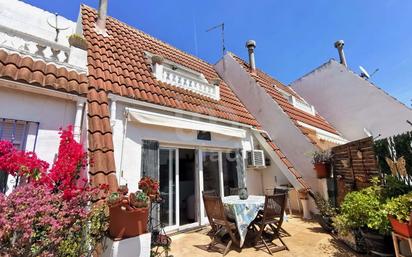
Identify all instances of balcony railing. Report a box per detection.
[150,60,220,100]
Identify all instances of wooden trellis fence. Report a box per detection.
[331,137,380,204]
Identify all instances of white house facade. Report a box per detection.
[0,0,88,194]
[291,59,412,141]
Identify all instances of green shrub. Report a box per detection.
[313,192,337,217]
[382,175,411,199]
[333,177,391,235]
[385,192,412,222]
[311,150,332,164]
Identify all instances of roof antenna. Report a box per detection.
[206,23,225,57]
[47,13,70,42]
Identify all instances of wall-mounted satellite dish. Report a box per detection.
[359,65,379,80]
[47,13,71,42]
[359,66,370,79]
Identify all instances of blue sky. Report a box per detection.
[26,0,412,105]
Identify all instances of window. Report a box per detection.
[0,118,39,193]
[274,85,316,115]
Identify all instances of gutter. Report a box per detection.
[0,79,86,102]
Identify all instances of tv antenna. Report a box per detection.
[359,65,379,80]
[206,23,225,57]
[47,13,70,42]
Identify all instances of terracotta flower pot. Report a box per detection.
[389,215,412,237]
[314,162,330,178]
[109,200,149,240]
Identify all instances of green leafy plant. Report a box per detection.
[130,191,149,208]
[333,177,391,235]
[385,192,412,222]
[311,150,332,164]
[68,34,88,50]
[107,192,121,206]
[313,192,337,217]
[382,175,411,199]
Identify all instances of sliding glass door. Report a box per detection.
[159,148,177,229]
[202,151,220,195]
[158,147,240,230]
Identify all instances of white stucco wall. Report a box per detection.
[0,86,77,165]
[0,0,76,47]
[215,54,320,193]
[291,60,412,140]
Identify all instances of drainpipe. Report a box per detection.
[334,40,347,68]
[245,40,256,72]
[110,99,117,128]
[74,99,86,141]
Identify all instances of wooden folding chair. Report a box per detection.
[203,190,218,233]
[202,194,240,256]
[250,194,289,255]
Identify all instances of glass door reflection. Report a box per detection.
[159,148,176,227]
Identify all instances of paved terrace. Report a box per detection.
[170,216,365,257]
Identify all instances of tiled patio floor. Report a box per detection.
[169,216,365,257]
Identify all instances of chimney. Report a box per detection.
[245,40,256,71]
[334,40,347,68]
[96,0,108,33]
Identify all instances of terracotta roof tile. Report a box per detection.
[81,6,258,128]
[0,49,88,95]
[232,54,340,138]
[260,133,310,190]
[87,86,118,191]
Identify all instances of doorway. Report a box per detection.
[158,147,240,231]
[178,149,197,227]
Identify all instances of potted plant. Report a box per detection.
[107,191,149,240]
[333,177,393,255]
[311,150,332,178]
[313,192,337,232]
[107,192,122,206]
[118,184,129,196]
[129,190,149,208]
[138,176,160,201]
[68,34,88,50]
[151,55,164,65]
[386,192,412,237]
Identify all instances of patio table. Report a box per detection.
[222,195,265,247]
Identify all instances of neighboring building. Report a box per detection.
[0,0,88,194]
[291,42,412,141]
[215,43,347,194]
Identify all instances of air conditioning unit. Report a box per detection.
[246,150,266,168]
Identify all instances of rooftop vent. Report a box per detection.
[334,40,347,68]
[246,40,256,71]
